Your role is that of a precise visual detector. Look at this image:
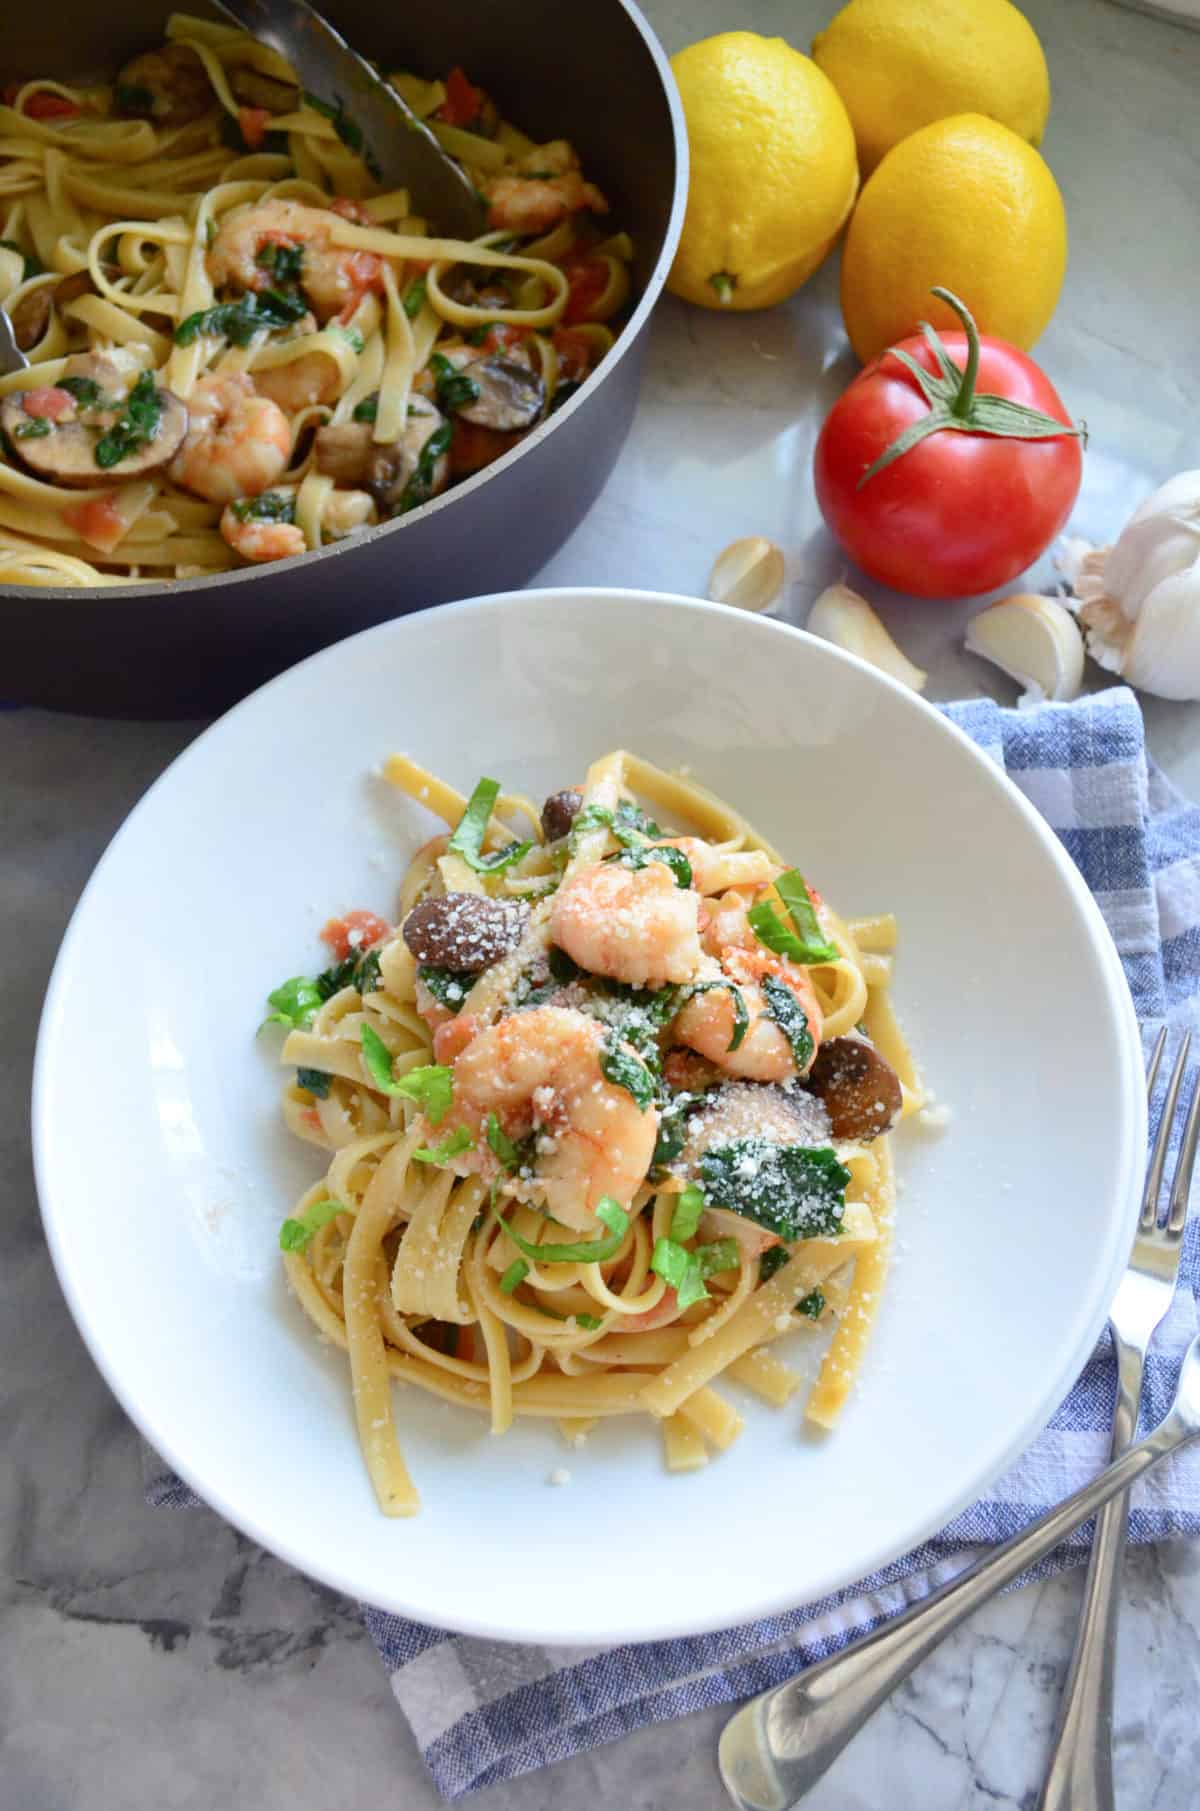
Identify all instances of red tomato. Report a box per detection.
[474,322,531,357]
[237,105,270,150]
[439,66,483,129]
[320,910,391,962]
[21,386,74,420]
[63,494,125,554]
[17,90,82,121]
[814,292,1083,600]
[561,257,608,326]
[552,327,592,383]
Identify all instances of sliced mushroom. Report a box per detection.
[805,1037,902,1142]
[1,385,188,489]
[681,1081,833,1173]
[366,397,451,516]
[8,286,52,352]
[313,421,374,485]
[402,893,530,971]
[229,66,299,114]
[455,355,544,432]
[114,44,213,128]
[540,788,582,841]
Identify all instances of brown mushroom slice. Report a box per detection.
[313,421,374,484]
[402,893,530,972]
[367,397,451,515]
[229,66,300,114]
[115,44,213,128]
[10,265,122,352]
[540,788,583,841]
[680,1081,833,1174]
[805,1037,902,1142]
[1,387,188,489]
[455,355,545,432]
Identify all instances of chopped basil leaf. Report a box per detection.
[575,1312,603,1330]
[414,1125,474,1165]
[486,1112,520,1171]
[758,1244,791,1284]
[332,323,364,353]
[352,393,378,423]
[279,1197,345,1251]
[355,948,383,994]
[761,973,814,1071]
[649,1236,707,1310]
[316,942,381,1000]
[608,842,692,888]
[446,776,532,873]
[492,1191,630,1265]
[614,799,663,840]
[360,1024,453,1122]
[397,419,451,513]
[797,1287,826,1321]
[418,963,475,1013]
[257,241,303,284]
[261,974,323,1031]
[748,869,839,966]
[174,290,306,347]
[230,489,296,524]
[669,1184,705,1242]
[14,418,51,440]
[302,89,380,177]
[430,350,481,414]
[500,1258,529,1294]
[686,978,749,1052]
[651,1088,703,1169]
[699,1139,850,1241]
[599,1039,656,1110]
[57,375,101,407]
[296,1066,332,1098]
[402,278,426,320]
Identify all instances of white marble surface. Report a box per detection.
[5,1,1200,1807]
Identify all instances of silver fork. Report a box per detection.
[1039,1027,1199,1810]
[719,1035,1200,1811]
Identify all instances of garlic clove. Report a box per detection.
[965,592,1085,707]
[707,536,785,613]
[805,583,927,692]
[1120,567,1200,701]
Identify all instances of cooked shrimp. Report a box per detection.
[551,859,703,989]
[672,893,824,1083]
[219,504,305,564]
[482,143,608,235]
[168,373,290,504]
[207,199,382,323]
[253,349,341,411]
[321,488,377,538]
[441,1005,658,1231]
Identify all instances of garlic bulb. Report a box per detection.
[965,593,1084,707]
[707,537,785,613]
[1071,470,1200,700]
[806,583,927,692]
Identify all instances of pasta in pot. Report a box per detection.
[0,16,634,586]
[261,750,927,1517]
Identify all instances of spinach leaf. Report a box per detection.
[296,1066,332,1098]
[418,963,475,1013]
[230,489,296,524]
[500,1258,528,1294]
[58,375,101,408]
[257,241,303,285]
[758,1244,791,1284]
[608,842,692,889]
[413,1125,474,1165]
[797,1287,826,1321]
[279,1197,345,1251]
[94,372,162,469]
[174,290,306,347]
[748,868,839,966]
[599,1039,656,1110]
[430,351,481,414]
[575,1312,603,1330]
[262,974,323,1031]
[402,278,427,320]
[352,393,378,423]
[360,1025,453,1122]
[699,1139,850,1241]
[14,418,50,440]
[486,1112,520,1171]
[492,1193,630,1265]
[761,974,814,1071]
[397,419,452,513]
[447,775,531,873]
[302,89,381,179]
[651,1088,702,1168]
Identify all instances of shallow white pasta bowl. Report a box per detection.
[33,588,1145,1645]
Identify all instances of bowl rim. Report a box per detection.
[1,0,689,607]
[31,588,1147,1643]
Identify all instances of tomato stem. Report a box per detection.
[931,287,980,418]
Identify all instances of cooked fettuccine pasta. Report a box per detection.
[261,751,925,1517]
[0,16,632,586]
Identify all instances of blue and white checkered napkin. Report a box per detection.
[147,684,1200,1801]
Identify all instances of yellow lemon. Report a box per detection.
[812,0,1050,176]
[840,113,1067,364]
[667,32,858,311]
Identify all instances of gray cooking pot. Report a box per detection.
[2,0,686,715]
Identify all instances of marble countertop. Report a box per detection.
[5,1,1200,1807]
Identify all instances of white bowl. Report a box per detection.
[33,589,1144,1645]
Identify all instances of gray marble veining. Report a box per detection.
[5,0,1200,1806]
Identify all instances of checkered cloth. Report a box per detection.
[147,684,1200,1801]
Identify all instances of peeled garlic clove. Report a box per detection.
[806,582,927,692]
[707,536,785,613]
[965,593,1084,706]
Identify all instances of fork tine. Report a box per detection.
[1168,1067,1200,1235]
[1142,1032,1191,1230]
[1146,1025,1169,1097]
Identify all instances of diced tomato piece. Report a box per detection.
[552,327,592,383]
[438,66,483,129]
[301,1106,323,1130]
[320,909,391,962]
[330,197,374,225]
[344,249,383,310]
[474,322,531,357]
[23,91,82,121]
[562,257,608,326]
[433,1015,479,1065]
[63,493,126,555]
[449,419,521,478]
[237,105,270,150]
[22,386,74,420]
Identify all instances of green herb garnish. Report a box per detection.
[360,1024,453,1122]
[758,1244,791,1284]
[699,1139,850,1242]
[257,241,303,284]
[446,776,532,874]
[230,489,296,524]
[279,1197,345,1251]
[486,1112,520,1171]
[114,82,155,114]
[430,350,481,414]
[93,370,162,469]
[797,1288,826,1321]
[492,1192,630,1265]
[174,290,306,348]
[669,1184,706,1242]
[748,869,839,966]
[261,974,323,1031]
[414,1125,474,1165]
[599,1040,656,1110]
[650,1234,739,1311]
[302,89,381,178]
[418,963,475,1013]
[500,1258,529,1294]
[397,419,452,513]
[0,238,44,281]
[608,841,692,889]
[403,278,426,320]
[57,375,101,408]
[352,393,378,423]
[296,1066,332,1098]
[14,418,51,439]
[575,1312,603,1330]
[761,974,814,1071]
[686,978,749,1052]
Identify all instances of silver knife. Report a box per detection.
[210,0,486,238]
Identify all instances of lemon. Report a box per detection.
[840,113,1067,364]
[667,32,858,311]
[812,0,1050,176]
